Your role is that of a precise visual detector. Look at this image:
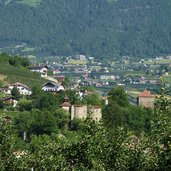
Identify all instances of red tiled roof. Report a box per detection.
[139,90,154,97]
[102,96,109,100]
[11,82,31,90]
[60,102,71,107]
[74,104,84,107]
[92,106,101,109]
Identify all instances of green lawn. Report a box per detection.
[126,71,145,76]
[22,47,36,52]
[17,0,41,7]
[145,59,171,65]
[161,75,171,84]
[68,59,88,65]
[128,90,141,98]
[0,62,46,88]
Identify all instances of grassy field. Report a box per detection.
[22,47,36,52]
[0,62,46,88]
[128,90,141,98]
[17,0,41,7]
[145,59,171,65]
[126,71,145,76]
[27,55,37,59]
[161,75,171,84]
[68,59,88,65]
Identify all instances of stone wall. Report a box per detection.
[138,97,155,108]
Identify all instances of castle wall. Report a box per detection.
[138,97,155,108]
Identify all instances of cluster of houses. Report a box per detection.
[0,81,102,121]
[0,81,64,106]
[0,61,162,120]
[0,79,161,121]
[0,82,65,96]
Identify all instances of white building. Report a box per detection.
[42,82,64,92]
[29,65,48,77]
[2,82,32,95]
[100,75,115,80]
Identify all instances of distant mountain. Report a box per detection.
[0,0,171,58]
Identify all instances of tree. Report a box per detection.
[54,108,69,130]
[62,76,71,87]
[0,117,17,170]
[15,109,59,137]
[31,85,43,98]
[150,86,171,170]
[31,110,59,135]
[11,87,20,100]
[84,93,101,106]
[0,101,4,109]
[34,93,58,111]
[108,86,129,107]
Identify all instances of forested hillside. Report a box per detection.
[0,0,171,58]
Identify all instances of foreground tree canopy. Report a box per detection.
[0,85,171,170]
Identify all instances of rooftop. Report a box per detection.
[139,90,154,97]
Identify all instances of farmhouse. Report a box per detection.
[1,82,32,95]
[42,82,64,92]
[53,75,65,83]
[0,97,18,107]
[29,65,48,77]
[9,82,32,95]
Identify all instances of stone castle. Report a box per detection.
[60,96,102,121]
[138,90,155,108]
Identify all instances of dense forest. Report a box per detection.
[0,0,171,58]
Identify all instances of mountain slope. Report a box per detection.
[0,53,46,87]
[0,0,171,58]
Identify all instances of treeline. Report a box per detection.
[0,0,171,58]
[0,52,30,67]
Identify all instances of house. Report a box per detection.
[53,69,61,74]
[53,75,65,83]
[139,78,161,85]
[42,82,64,92]
[9,82,32,95]
[100,75,115,80]
[3,116,12,123]
[0,87,11,95]
[138,90,155,108]
[29,65,48,77]
[1,82,32,95]
[0,97,18,107]
[102,96,109,105]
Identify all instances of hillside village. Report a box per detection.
[1,53,171,113]
[0,54,171,170]
[0,57,167,123]
[37,55,171,92]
